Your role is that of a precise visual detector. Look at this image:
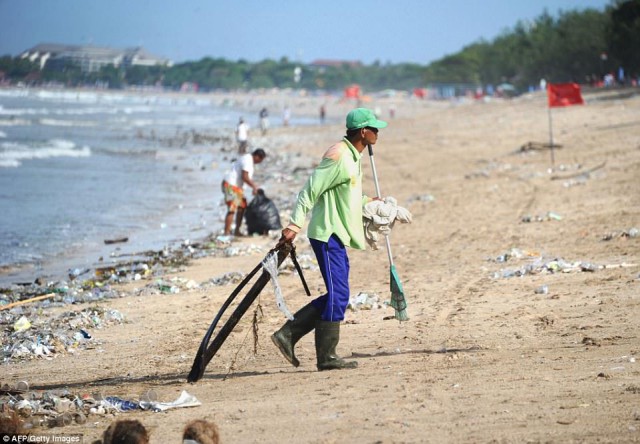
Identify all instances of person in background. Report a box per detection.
[221,148,266,236]
[235,117,249,154]
[283,106,291,127]
[319,104,326,124]
[101,419,149,444]
[0,410,27,436]
[183,419,220,444]
[272,108,387,371]
[259,107,269,135]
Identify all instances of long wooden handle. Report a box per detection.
[367,144,394,266]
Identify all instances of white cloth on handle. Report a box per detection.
[362,196,412,250]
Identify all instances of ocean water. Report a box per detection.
[0,88,291,286]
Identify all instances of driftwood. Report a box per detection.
[104,237,129,245]
[187,243,310,383]
[550,161,606,180]
[0,293,55,311]
[520,141,563,152]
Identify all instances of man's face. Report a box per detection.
[362,126,379,144]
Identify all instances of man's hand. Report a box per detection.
[277,227,297,247]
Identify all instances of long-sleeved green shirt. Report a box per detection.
[290,138,369,250]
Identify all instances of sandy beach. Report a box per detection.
[2,88,639,443]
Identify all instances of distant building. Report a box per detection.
[20,43,173,72]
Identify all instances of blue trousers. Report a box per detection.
[310,234,350,322]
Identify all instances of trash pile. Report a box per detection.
[0,236,267,314]
[0,384,200,431]
[1,306,125,363]
[1,280,123,310]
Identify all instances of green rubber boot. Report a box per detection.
[271,303,320,367]
[315,320,358,371]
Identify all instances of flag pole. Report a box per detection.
[547,105,555,168]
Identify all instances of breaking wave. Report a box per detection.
[39,118,98,127]
[0,139,91,167]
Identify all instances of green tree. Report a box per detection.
[0,56,39,78]
[607,0,640,76]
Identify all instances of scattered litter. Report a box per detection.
[224,243,263,257]
[521,212,562,223]
[602,227,639,241]
[279,253,317,274]
[465,160,514,179]
[534,285,549,295]
[13,316,31,332]
[406,194,435,204]
[1,232,268,316]
[490,248,538,263]
[348,292,383,311]
[519,141,563,152]
[215,235,233,244]
[104,396,140,412]
[0,384,199,430]
[562,177,589,188]
[205,271,245,286]
[68,268,91,280]
[550,161,606,181]
[488,250,631,279]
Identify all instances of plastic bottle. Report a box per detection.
[104,396,139,411]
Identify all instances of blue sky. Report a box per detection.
[0,0,611,65]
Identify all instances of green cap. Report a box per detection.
[346,108,388,130]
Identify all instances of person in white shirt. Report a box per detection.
[235,117,249,154]
[221,148,266,235]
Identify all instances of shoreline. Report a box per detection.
[0,115,338,297]
[0,86,348,288]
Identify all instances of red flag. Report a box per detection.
[344,84,361,99]
[547,83,584,107]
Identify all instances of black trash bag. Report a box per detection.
[245,189,282,235]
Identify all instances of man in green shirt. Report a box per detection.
[273,108,387,371]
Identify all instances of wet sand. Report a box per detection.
[2,89,639,443]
